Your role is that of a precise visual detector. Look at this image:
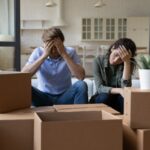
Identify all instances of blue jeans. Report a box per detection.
[95,93,124,114]
[32,80,88,106]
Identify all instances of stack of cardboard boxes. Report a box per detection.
[122,87,150,150]
[1,72,150,150]
[0,71,123,150]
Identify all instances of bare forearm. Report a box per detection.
[122,61,131,80]
[111,87,124,97]
[62,53,85,80]
[21,55,46,76]
[111,88,122,94]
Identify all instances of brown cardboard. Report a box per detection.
[0,114,33,150]
[54,104,120,115]
[117,115,137,150]
[0,71,31,113]
[137,129,150,150]
[124,87,150,129]
[34,111,122,150]
[11,106,56,115]
[54,104,107,109]
[0,106,55,150]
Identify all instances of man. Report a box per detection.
[22,27,88,106]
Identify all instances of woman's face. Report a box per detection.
[109,47,123,65]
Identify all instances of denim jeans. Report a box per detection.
[32,80,88,106]
[95,93,124,114]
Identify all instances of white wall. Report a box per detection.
[20,0,150,51]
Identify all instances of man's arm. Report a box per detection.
[21,41,53,76]
[55,39,85,80]
[21,55,47,76]
[62,53,85,80]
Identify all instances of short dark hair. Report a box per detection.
[42,27,65,42]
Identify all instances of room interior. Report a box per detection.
[0,0,150,150]
[0,0,150,74]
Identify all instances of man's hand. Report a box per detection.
[54,38,67,57]
[43,40,55,58]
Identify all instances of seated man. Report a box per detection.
[22,27,88,106]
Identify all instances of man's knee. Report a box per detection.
[74,80,88,91]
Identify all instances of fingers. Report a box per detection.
[54,38,62,47]
[45,40,55,49]
[118,45,131,61]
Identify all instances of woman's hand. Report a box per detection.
[118,45,132,62]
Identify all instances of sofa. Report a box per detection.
[32,78,140,98]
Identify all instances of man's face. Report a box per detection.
[44,39,61,59]
[49,45,60,59]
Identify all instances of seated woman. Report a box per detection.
[92,38,137,114]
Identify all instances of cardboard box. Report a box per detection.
[11,106,56,115]
[34,111,122,150]
[54,104,120,115]
[0,114,33,150]
[0,71,31,113]
[0,106,55,150]
[137,129,150,150]
[124,87,150,129]
[118,115,137,150]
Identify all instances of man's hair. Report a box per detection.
[42,27,65,42]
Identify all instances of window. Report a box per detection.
[81,17,127,41]
[94,18,103,40]
[106,18,115,40]
[0,0,20,71]
[82,18,92,40]
[118,18,127,38]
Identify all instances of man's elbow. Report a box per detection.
[77,71,85,80]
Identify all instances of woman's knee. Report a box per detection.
[95,93,110,103]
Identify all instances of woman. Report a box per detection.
[92,38,137,114]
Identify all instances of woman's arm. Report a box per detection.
[93,57,112,93]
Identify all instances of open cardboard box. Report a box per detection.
[34,111,122,150]
[0,106,55,150]
[54,104,120,115]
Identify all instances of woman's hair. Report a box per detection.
[108,38,137,57]
[42,27,65,43]
[108,38,137,73]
